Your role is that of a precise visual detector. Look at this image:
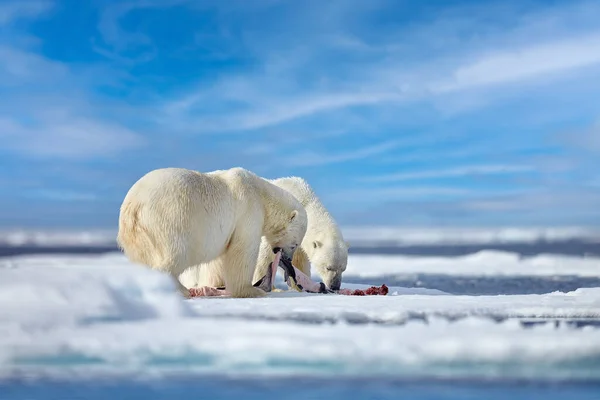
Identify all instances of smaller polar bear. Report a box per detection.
[256,177,349,290]
[117,167,308,299]
[180,176,349,291]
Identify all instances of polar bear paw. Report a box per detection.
[189,286,228,297]
[230,285,267,298]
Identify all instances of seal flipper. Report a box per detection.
[252,249,281,292]
[278,253,303,292]
[252,275,271,292]
[289,265,334,294]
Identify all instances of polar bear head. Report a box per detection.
[271,208,308,261]
[306,234,349,291]
[262,182,308,263]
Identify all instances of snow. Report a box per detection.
[347,251,600,277]
[1,252,600,381]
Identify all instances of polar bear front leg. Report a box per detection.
[222,230,266,298]
[252,238,276,286]
[292,246,311,277]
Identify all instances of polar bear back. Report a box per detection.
[118,168,242,270]
[270,176,344,240]
[118,168,307,274]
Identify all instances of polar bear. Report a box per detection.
[116,167,308,299]
[179,176,349,291]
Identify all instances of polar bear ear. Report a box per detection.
[313,240,322,249]
[289,210,298,222]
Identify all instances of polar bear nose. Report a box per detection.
[272,247,281,254]
[326,274,342,291]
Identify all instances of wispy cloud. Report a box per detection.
[227,92,403,132]
[0,116,144,159]
[0,5,145,161]
[24,189,99,202]
[0,0,52,26]
[362,165,535,183]
[342,187,600,226]
[149,1,600,134]
[93,0,274,64]
[93,0,180,63]
[432,33,600,93]
[158,79,405,134]
[285,140,406,167]
[1,0,600,227]
[0,45,67,84]
[330,186,473,203]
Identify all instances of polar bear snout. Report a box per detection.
[272,245,297,259]
[323,271,343,291]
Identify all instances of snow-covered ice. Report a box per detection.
[347,251,600,277]
[1,251,600,381]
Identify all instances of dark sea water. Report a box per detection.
[1,238,599,258]
[3,377,600,400]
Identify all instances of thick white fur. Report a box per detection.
[179,176,348,291]
[116,167,307,299]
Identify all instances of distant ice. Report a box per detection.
[0,229,117,247]
[343,226,600,246]
[347,251,600,278]
[1,253,600,380]
[2,226,600,248]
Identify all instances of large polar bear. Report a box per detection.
[179,176,349,291]
[116,167,308,299]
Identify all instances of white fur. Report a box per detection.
[179,176,348,291]
[117,167,307,298]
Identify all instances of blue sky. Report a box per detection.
[1,0,600,228]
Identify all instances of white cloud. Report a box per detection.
[93,0,191,64]
[433,33,600,93]
[326,186,472,205]
[0,45,67,84]
[158,74,405,133]
[97,1,184,50]
[285,139,405,167]
[155,12,600,134]
[362,165,535,183]
[0,13,145,162]
[340,185,600,226]
[0,116,144,159]
[464,189,600,216]
[25,189,99,202]
[230,92,402,132]
[0,0,52,26]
